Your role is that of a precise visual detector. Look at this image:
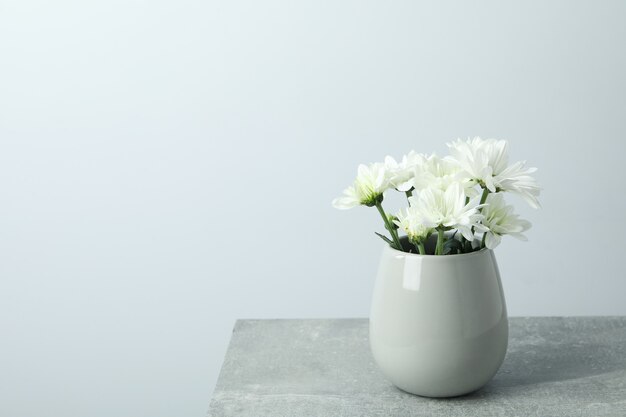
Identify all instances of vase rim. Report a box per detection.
[386,243,491,259]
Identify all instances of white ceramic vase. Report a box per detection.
[369,239,508,397]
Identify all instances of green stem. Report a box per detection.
[479,187,489,206]
[435,228,445,255]
[469,187,491,243]
[409,237,425,255]
[405,189,413,205]
[481,232,487,249]
[417,241,426,255]
[375,201,402,250]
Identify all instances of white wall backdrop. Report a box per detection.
[1,1,625,416]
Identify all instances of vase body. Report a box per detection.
[369,244,508,397]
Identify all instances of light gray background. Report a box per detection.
[1,1,625,416]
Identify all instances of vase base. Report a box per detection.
[392,382,485,398]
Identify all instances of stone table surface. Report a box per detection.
[207,317,626,417]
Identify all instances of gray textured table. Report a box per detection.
[207,317,626,417]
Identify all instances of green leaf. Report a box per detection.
[383,216,399,231]
[374,232,394,245]
[443,237,462,255]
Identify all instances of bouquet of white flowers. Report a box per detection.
[332,137,540,255]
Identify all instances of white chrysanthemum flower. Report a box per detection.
[493,161,541,208]
[332,162,390,209]
[413,154,456,191]
[411,182,486,240]
[409,154,477,196]
[394,199,432,243]
[384,151,425,192]
[447,137,541,208]
[481,193,532,249]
